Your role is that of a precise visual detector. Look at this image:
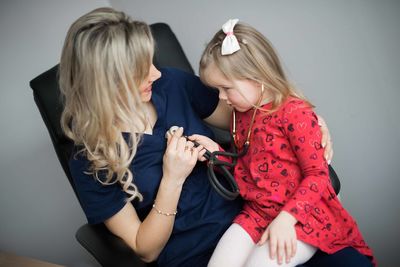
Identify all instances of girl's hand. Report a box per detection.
[188,134,219,161]
[163,127,200,186]
[258,211,298,265]
[317,115,334,164]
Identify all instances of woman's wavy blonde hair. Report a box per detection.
[59,7,154,201]
[200,22,311,112]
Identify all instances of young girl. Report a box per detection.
[191,19,375,267]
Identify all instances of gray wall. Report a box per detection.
[1,0,399,267]
[0,0,108,266]
[110,1,399,266]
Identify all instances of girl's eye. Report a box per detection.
[222,86,231,90]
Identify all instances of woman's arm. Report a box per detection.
[105,177,183,262]
[203,100,232,130]
[105,127,200,262]
[317,115,333,163]
[204,102,334,162]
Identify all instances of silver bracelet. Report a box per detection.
[152,203,177,216]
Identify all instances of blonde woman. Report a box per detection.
[191,19,375,267]
[59,8,333,267]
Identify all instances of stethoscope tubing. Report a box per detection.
[192,138,246,201]
[166,126,242,201]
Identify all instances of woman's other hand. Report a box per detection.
[317,115,333,164]
[163,127,200,186]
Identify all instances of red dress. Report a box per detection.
[222,97,374,263]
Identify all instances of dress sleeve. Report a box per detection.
[280,101,330,225]
[180,69,219,119]
[69,154,127,225]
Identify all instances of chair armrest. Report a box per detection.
[75,223,152,267]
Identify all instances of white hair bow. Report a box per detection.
[221,19,240,55]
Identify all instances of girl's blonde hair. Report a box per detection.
[59,7,154,201]
[200,22,311,111]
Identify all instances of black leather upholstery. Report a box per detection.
[151,23,194,74]
[30,22,340,267]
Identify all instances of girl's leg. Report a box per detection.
[207,223,254,267]
[304,247,373,267]
[245,240,317,267]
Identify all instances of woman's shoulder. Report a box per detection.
[157,67,195,84]
[159,67,190,75]
[153,67,192,93]
[155,67,207,99]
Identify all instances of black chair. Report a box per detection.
[30,23,340,267]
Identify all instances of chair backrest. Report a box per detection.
[29,23,196,207]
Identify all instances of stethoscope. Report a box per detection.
[166,125,242,200]
[206,105,259,200]
[165,85,264,200]
[165,106,258,200]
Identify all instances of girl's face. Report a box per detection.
[205,64,263,112]
[138,64,162,102]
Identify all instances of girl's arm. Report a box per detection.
[280,103,332,225]
[188,134,232,163]
[105,127,200,262]
[259,102,332,264]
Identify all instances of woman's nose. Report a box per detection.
[149,64,161,82]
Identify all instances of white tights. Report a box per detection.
[208,224,317,267]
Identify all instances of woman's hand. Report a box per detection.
[258,211,298,265]
[188,134,219,161]
[317,115,333,164]
[163,127,200,186]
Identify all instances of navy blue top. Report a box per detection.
[69,68,242,267]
